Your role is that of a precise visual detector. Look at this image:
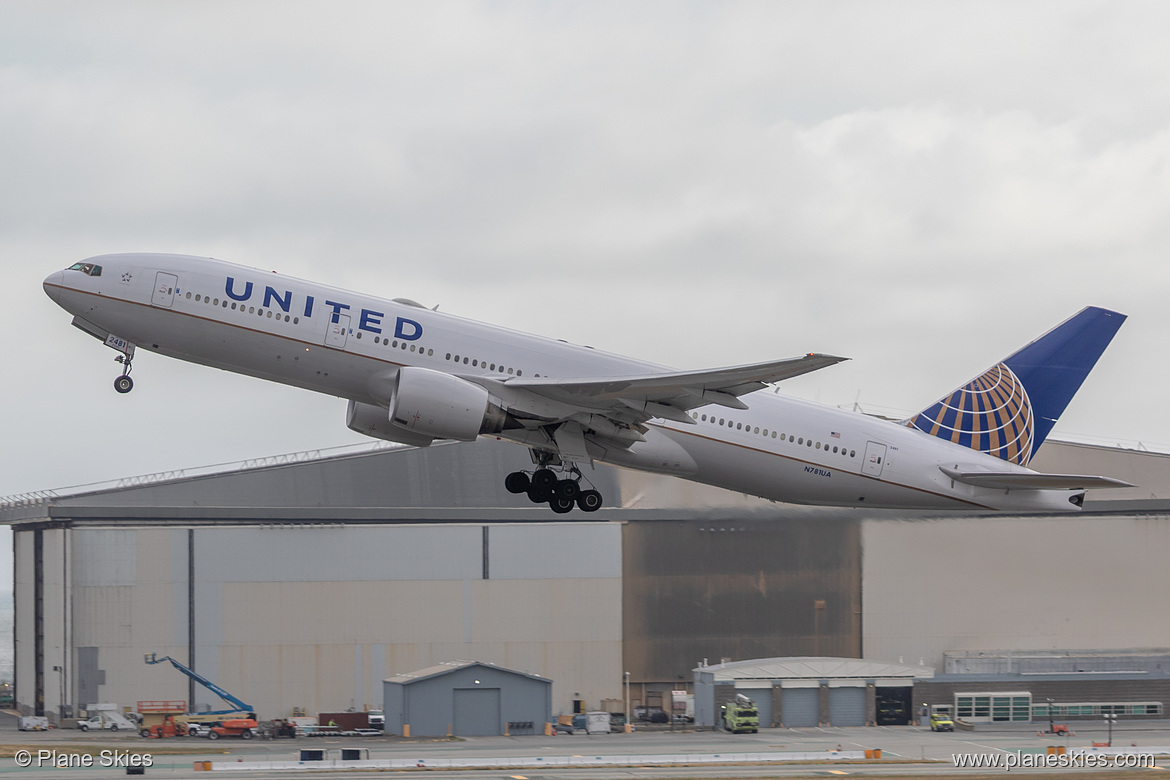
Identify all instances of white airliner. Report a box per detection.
[44,254,1131,513]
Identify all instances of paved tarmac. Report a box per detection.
[2,714,1168,779]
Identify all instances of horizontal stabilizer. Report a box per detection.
[939,466,1133,491]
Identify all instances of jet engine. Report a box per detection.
[347,366,510,446]
[346,400,436,447]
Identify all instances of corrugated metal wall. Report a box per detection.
[622,515,862,682]
[58,522,620,718]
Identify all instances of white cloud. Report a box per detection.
[3,0,1170,520]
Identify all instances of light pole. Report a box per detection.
[1047,697,1055,735]
[624,672,631,733]
[1104,713,1117,747]
[52,665,64,724]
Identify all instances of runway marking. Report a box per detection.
[827,771,850,775]
[509,775,528,779]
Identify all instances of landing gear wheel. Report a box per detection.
[554,479,580,500]
[549,495,576,514]
[531,468,558,488]
[504,471,530,494]
[576,490,603,512]
[526,484,552,504]
[114,375,134,394]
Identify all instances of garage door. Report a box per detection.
[738,688,772,728]
[829,686,866,727]
[781,688,818,727]
[453,688,501,736]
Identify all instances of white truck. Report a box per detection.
[78,711,136,731]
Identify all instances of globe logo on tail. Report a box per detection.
[907,363,1035,466]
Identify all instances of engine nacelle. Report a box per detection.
[346,400,436,447]
[388,366,508,441]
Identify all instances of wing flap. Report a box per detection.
[939,466,1133,491]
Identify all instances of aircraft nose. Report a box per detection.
[43,270,64,303]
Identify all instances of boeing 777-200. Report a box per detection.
[44,254,1131,513]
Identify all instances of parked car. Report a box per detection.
[929,712,954,732]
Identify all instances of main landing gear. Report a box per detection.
[504,467,603,514]
[113,354,134,394]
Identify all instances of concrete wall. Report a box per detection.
[862,514,1170,669]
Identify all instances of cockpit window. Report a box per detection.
[67,262,102,277]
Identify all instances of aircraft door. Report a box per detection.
[325,313,350,349]
[151,272,177,308]
[862,441,887,477]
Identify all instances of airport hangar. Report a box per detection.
[3,436,1169,729]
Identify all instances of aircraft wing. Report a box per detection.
[939,466,1133,491]
[498,353,848,424]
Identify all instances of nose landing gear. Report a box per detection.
[113,354,134,394]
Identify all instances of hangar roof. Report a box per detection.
[696,656,934,681]
[2,436,1168,526]
[385,660,549,685]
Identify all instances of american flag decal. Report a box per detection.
[906,362,1035,466]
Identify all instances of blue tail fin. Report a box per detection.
[907,307,1126,466]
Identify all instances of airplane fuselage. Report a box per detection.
[44,254,1087,512]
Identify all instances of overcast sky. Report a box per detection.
[3,1,1170,583]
